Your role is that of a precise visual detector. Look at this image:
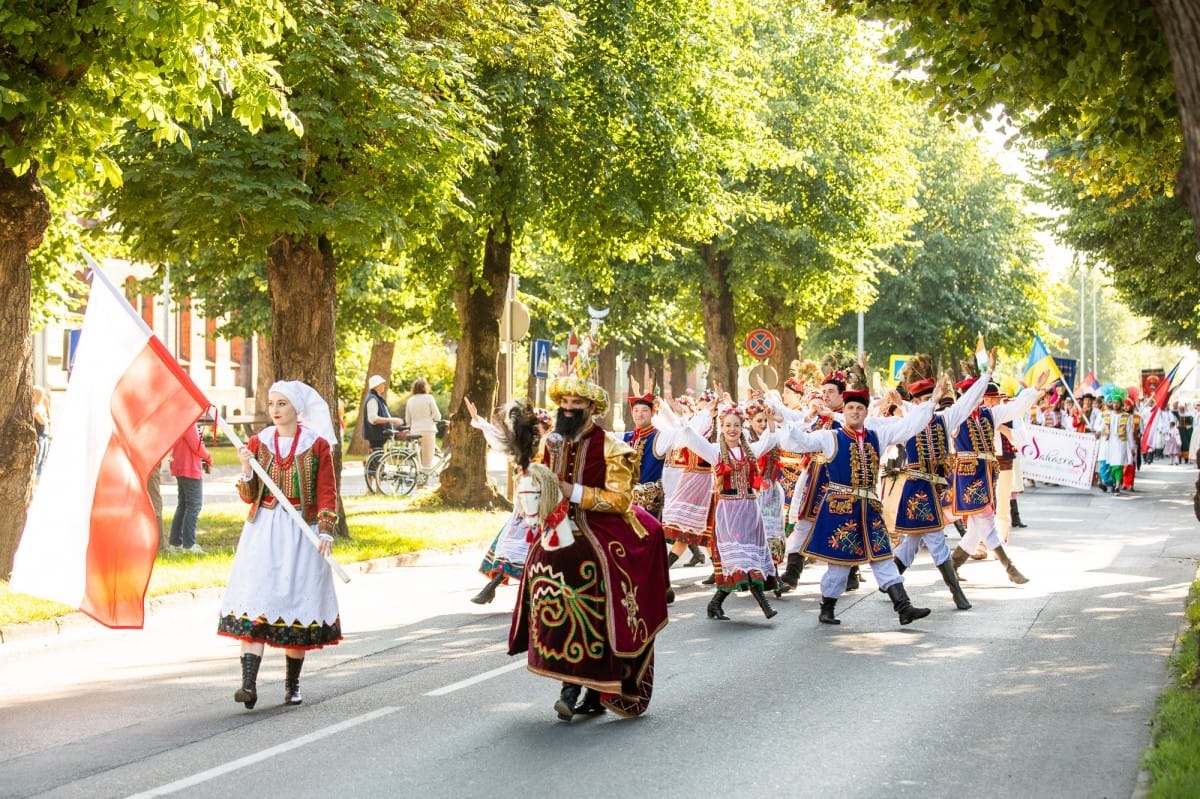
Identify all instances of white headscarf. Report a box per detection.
[268,380,339,447]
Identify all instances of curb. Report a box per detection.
[0,546,481,646]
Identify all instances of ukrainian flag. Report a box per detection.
[1023,334,1064,387]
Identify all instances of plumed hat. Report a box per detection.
[897,353,936,398]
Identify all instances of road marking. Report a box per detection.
[425,660,525,696]
[124,707,399,798]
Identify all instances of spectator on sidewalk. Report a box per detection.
[168,422,212,553]
[404,378,442,472]
[32,385,51,477]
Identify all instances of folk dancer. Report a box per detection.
[464,398,550,604]
[657,396,716,585]
[887,360,989,609]
[947,374,1045,583]
[670,401,782,620]
[781,386,944,626]
[780,371,851,593]
[508,370,670,721]
[747,397,786,566]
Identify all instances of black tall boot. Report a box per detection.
[994,545,1029,584]
[555,683,581,721]
[894,556,908,574]
[707,589,730,620]
[779,552,804,593]
[284,655,304,705]
[470,573,505,604]
[234,652,261,709]
[818,596,840,625]
[749,585,778,619]
[574,687,606,717]
[845,565,861,591]
[953,519,968,538]
[885,583,931,625]
[685,544,706,567]
[936,559,972,610]
[1010,498,1028,528]
[665,551,679,603]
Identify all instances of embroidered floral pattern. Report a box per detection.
[904,491,936,521]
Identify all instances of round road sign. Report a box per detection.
[745,328,776,359]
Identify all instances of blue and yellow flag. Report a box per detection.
[1023,334,1064,387]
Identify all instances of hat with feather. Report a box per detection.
[897,353,937,399]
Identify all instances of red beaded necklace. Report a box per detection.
[273,426,302,469]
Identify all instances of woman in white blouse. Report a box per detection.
[404,378,442,469]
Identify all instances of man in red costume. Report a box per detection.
[508,371,670,722]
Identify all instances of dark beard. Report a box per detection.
[555,408,587,437]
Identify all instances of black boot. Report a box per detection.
[555,683,581,720]
[749,585,778,619]
[894,556,908,574]
[574,688,606,717]
[667,551,680,568]
[284,655,304,705]
[994,545,1029,584]
[936,559,972,610]
[470,573,505,604]
[779,552,803,593]
[953,519,968,538]
[818,596,840,625]
[845,565,861,591]
[707,589,730,620]
[685,544,706,567]
[701,571,717,585]
[1011,498,1028,528]
[885,583,931,625]
[234,652,261,709]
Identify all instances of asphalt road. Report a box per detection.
[2,461,1197,799]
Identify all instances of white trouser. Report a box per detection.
[786,519,811,556]
[892,529,952,568]
[994,468,1014,541]
[821,558,902,598]
[958,509,1003,553]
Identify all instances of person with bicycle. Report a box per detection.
[363,375,409,450]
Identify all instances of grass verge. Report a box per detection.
[0,494,507,626]
[1143,574,1200,797]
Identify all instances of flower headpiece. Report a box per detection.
[716,402,746,421]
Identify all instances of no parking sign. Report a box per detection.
[744,329,776,360]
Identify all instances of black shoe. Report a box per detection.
[283,655,304,706]
[666,587,675,605]
[685,546,706,567]
[701,572,716,585]
[779,552,803,593]
[555,684,581,720]
[470,573,505,604]
[235,653,261,710]
[574,688,607,717]
[845,566,861,592]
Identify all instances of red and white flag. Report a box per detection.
[10,264,209,628]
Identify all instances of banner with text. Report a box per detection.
[1019,426,1099,489]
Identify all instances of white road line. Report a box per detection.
[425,660,525,696]
[124,707,399,798]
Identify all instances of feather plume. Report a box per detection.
[897,353,936,387]
[490,400,542,471]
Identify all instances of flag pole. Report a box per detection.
[216,401,352,584]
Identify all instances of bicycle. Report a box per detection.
[365,428,421,496]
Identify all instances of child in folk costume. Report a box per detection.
[663,400,782,620]
[656,395,716,582]
[463,398,551,605]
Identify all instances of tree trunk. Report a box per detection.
[254,334,273,417]
[265,232,349,537]
[1154,0,1200,249]
[697,241,739,397]
[668,352,689,399]
[439,220,509,509]
[0,167,49,576]
[767,321,799,388]
[347,340,395,456]
[599,337,618,430]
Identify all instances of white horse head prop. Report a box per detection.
[516,463,572,551]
